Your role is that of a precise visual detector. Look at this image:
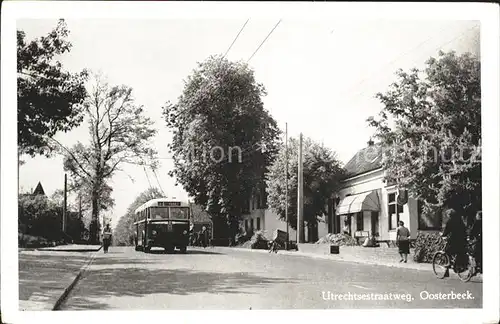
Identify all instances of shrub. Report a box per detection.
[413,231,446,263]
[241,230,269,249]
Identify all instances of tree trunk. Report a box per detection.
[90,191,99,244]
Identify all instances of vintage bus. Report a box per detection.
[134,198,191,253]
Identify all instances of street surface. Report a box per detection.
[61,246,482,310]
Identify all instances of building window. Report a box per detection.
[243,199,250,214]
[257,217,261,230]
[356,212,363,231]
[250,218,254,231]
[388,193,404,230]
[261,187,267,208]
[252,197,255,210]
[256,193,261,209]
[244,220,248,232]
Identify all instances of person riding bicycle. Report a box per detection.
[470,211,482,272]
[441,208,467,277]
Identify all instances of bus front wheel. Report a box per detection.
[179,246,187,254]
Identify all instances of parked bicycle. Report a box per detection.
[432,236,481,282]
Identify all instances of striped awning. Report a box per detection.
[336,191,380,215]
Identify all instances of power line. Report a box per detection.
[151,168,166,197]
[339,24,454,99]
[224,19,250,58]
[247,19,282,63]
[343,23,480,102]
[142,165,153,190]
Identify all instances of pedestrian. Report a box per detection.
[396,220,410,263]
[201,226,208,248]
[103,224,112,254]
[342,217,350,235]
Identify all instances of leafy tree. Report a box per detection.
[17,19,88,157]
[266,136,345,241]
[60,74,158,244]
[113,188,163,246]
[18,193,85,243]
[163,56,280,240]
[51,183,114,228]
[367,51,481,223]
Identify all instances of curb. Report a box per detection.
[38,248,102,253]
[52,246,102,311]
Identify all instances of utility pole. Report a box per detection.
[297,133,304,243]
[79,194,82,219]
[285,122,289,250]
[63,173,67,233]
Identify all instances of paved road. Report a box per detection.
[61,246,482,310]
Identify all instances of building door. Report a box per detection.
[371,211,379,237]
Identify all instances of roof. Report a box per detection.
[134,198,190,214]
[344,145,383,179]
[32,182,46,196]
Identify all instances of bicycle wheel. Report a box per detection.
[456,255,474,282]
[433,251,450,279]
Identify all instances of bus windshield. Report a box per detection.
[149,207,169,220]
[169,207,189,220]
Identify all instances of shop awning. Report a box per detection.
[336,191,380,215]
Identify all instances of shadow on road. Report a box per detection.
[144,249,223,255]
[63,266,296,310]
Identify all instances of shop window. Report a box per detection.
[388,193,404,230]
[356,212,364,231]
[257,217,261,230]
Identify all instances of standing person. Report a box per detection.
[102,224,112,254]
[441,208,467,277]
[396,220,410,263]
[201,226,208,248]
[342,217,350,235]
[470,211,482,272]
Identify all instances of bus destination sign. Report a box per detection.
[159,201,181,207]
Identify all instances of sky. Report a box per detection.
[17,18,480,226]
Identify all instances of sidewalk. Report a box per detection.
[212,245,434,272]
[18,246,101,311]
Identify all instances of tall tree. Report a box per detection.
[367,51,481,223]
[163,56,280,240]
[17,19,88,157]
[51,181,115,227]
[266,136,345,239]
[114,188,163,246]
[61,74,158,244]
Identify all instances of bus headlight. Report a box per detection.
[152,230,157,236]
[183,230,188,235]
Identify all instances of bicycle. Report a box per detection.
[268,240,282,253]
[432,236,479,282]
